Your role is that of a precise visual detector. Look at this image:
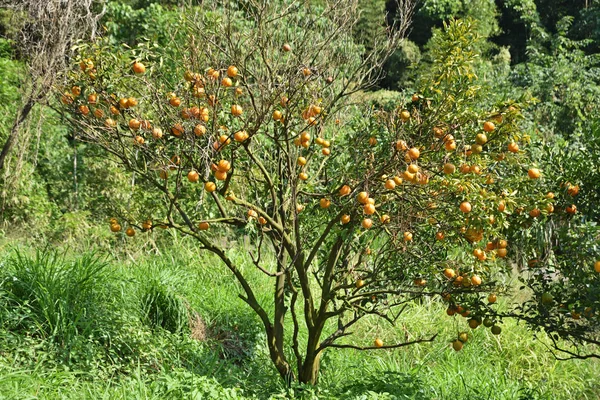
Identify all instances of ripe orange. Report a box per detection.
[226,65,238,78]
[374,338,384,348]
[594,261,600,273]
[231,104,243,116]
[508,142,519,153]
[129,119,141,130]
[169,96,181,107]
[110,224,121,232]
[187,170,200,183]
[299,172,308,181]
[527,168,541,179]
[488,293,497,303]
[443,268,456,279]
[126,227,135,237]
[363,203,375,215]
[234,130,248,142]
[247,209,258,219]
[335,185,350,196]
[214,171,227,181]
[566,204,577,215]
[400,109,410,121]
[204,182,216,192]
[380,214,390,224]
[356,279,365,288]
[470,275,482,286]
[384,179,396,190]
[411,93,419,102]
[407,147,420,160]
[445,140,457,151]
[460,202,472,213]
[198,222,210,231]
[340,214,351,224]
[396,140,408,151]
[132,62,146,74]
[368,137,377,146]
[414,278,427,286]
[498,201,506,212]
[282,43,292,52]
[403,231,413,242]
[496,248,507,258]
[567,184,580,196]
[407,164,419,174]
[529,208,541,218]
[302,67,311,77]
[322,148,331,156]
[221,77,233,87]
[361,218,373,229]
[134,136,145,145]
[483,121,495,132]
[357,192,369,204]
[436,231,445,241]
[171,124,184,137]
[320,198,331,209]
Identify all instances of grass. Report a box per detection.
[0,239,599,399]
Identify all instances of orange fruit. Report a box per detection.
[384,180,396,190]
[452,340,463,351]
[400,109,410,121]
[508,142,519,153]
[340,214,351,224]
[380,214,390,224]
[187,170,200,183]
[443,268,455,279]
[299,172,308,181]
[226,65,238,78]
[363,203,375,215]
[527,168,541,179]
[282,43,292,52]
[594,261,600,273]
[443,163,455,175]
[483,121,495,132]
[361,218,373,229]
[110,224,121,232]
[356,279,365,288]
[407,147,420,160]
[198,222,210,231]
[403,231,413,242]
[132,62,146,74]
[496,248,507,258]
[460,202,472,213]
[320,198,331,209]
[337,185,350,196]
[488,293,497,303]
[231,104,243,116]
[374,338,384,348]
[125,227,136,237]
[566,204,577,215]
[357,192,369,204]
[470,275,482,286]
[204,182,216,192]
[129,119,141,130]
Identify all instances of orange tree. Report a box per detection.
[57,2,598,383]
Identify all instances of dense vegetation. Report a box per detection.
[1,0,599,398]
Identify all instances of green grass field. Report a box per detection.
[0,238,598,399]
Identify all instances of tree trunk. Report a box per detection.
[299,348,322,385]
[0,97,36,170]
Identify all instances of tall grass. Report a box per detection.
[0,250,113,352]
